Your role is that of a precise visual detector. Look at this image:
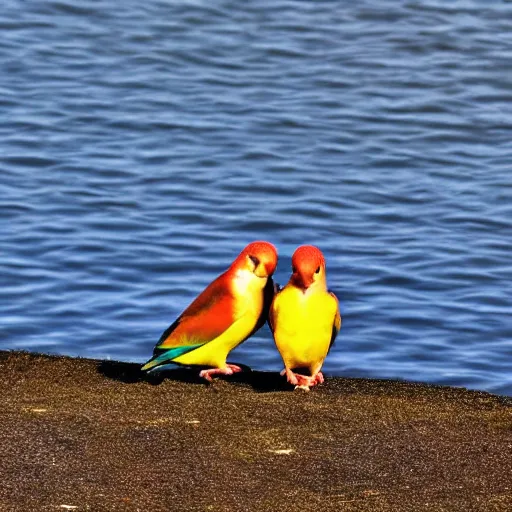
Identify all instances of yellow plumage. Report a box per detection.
[271,286,339,376]
[269,245,341,389]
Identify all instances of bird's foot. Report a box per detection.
[312,371,324,385]
[199,364,243,382]
[280,368,319,390]
[280,368,325,390]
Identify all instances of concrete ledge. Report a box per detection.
[1,350,511,511]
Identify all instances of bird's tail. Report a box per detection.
[141,344,203,372]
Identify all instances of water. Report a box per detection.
[1,0,511,396]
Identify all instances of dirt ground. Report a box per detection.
[0,350,511,511]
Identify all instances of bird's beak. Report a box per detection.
[254,259,276,278]
[293,270,313,290]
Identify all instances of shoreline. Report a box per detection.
[1,350,511,511]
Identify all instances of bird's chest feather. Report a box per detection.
[277,289,333,337]
[274,288,335,370]
[231,270,265,319]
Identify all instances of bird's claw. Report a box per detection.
[313,372,324,384]
[282,368,324,389]
[199,364,242,382]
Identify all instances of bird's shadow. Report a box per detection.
[96,359,293,392]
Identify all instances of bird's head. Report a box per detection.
[290,245,327,292]
[235,241,278,278]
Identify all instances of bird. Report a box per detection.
[269,245,341,390]
[141,241,278,381]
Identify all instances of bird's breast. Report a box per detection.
[275,287,335,336]
[231,270,266,319]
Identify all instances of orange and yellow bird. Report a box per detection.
[142,241,278,381]
[269,245,341,390]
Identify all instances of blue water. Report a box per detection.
[1,0,511,396]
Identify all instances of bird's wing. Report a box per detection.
[141,274,237,371]
[328,291,342,351]
[267,281,283,334]
[158,273,236,349]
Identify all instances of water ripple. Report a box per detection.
[1,0,511,395]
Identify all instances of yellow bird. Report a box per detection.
[269,245,341,390]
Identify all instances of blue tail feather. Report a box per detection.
[141,344,203,371]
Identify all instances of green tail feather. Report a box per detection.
[141,344,204,372]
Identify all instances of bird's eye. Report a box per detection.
[249,255,260,267]
[315,266,320,274]
[292,266,297,273]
